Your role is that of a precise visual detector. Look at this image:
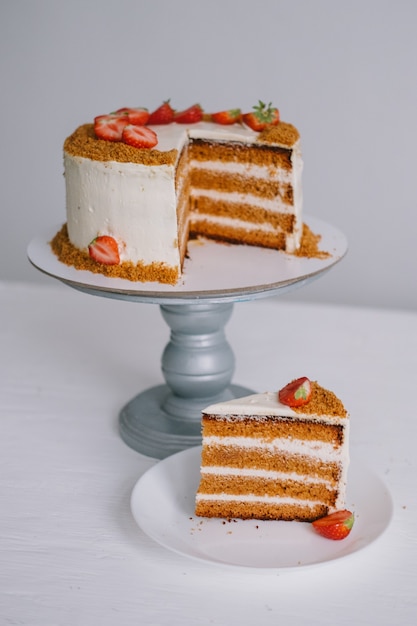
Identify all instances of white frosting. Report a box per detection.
[190,159,294,183]
[64,121,303,274]
[195,493,331,508]
[200,466,335,486]
[202,391,347,424]
[203,436,344,461]
[65,156,180,267]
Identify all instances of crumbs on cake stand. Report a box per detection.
[295,224,331,259]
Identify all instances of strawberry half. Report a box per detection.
[312,510,355,541]
[211,108,242,125]
[122,125,158,149]
[174,103,203,124]
[278,377,312,407]
[242,100,280,131]
[148,100,175,125]
[88,235,120,265]
[117,107,150,126]
[94,115,129,141]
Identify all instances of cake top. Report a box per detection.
[64,100,300,165]
[202,381,347,422]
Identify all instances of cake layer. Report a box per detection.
[202,414,345,444]
[195,498,329,522]
[189,139,293,169]
[190,170,284,201]
[191,198,296,230]
[201,445,342,482]
[197,474,338,502]
[189,218,288,250]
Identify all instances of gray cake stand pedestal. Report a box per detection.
[27,215,347,459]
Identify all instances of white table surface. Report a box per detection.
[1,280,416,625]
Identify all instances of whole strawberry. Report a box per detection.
[148,100,175,125]
[242,100,280,131]
[174,103,203,124]
[211,108,242,125]
[312,510,355,541]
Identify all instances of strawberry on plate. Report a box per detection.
[278,377,312,407]
[94,114,129,141]
[148,100,175,125]
[312,510,355,541]
[122,125,158,149]
[242,100,280,131]
[174,103,203,124]
[88,235,120,265]
[211,108,242,125]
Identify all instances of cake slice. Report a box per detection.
[195,379,349,521]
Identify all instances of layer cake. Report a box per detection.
[195,381,349,521]
[52,101,303,284]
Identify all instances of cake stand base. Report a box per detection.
[119,382,253,459]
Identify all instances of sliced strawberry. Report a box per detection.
[312,510,355,541]
[278,377,312,407]
[123,108,150,125]
[148,100,175,125]
[88,235,120,265]
[122,125,158,149]
[111,107,150,125]
[211,108,242,125]
[242,100,280,131]
[174,103,203,124]
[94,114,128,141]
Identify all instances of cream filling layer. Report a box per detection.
[203,436,345,461]
[190,159,294,183]
[191,188,297,214]
[191,214,284,233]
[200,466,335,486]
[195,493,330,507]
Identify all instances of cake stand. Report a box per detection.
[28,215,347,459]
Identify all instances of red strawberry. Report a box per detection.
[242,100,280,131]
[112,107,150,125]
[121,108,150,126]
[111,107,130,114]
[278,377,312,407]
[148,100,175,125]
[312,510,355,541]
[94,114,128,141]
[88,235,120,265]
[211,108,242,125]
[174,103,203,124]
[122,125,158,149]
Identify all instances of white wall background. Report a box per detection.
[1,0,416,310]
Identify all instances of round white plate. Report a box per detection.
[27,215,347,303]
[131,446,393,570]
